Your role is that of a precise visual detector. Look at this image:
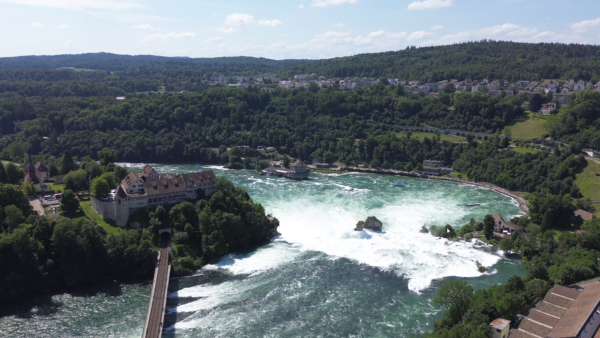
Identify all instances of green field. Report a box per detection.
[574,159,600,218]
[504,110,548,140]
[396,131,467,143]
[80,200,124,235]
[510,147,538,154]
[48,184,65,192]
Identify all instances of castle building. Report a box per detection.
[91,165,217,227]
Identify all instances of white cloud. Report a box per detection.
[224,13,255,26]
[206,37,223,42]
[59,24,70,29]
[1,0,143,10]
[571,18,600,32]
[408,0,452,10]
[408,31,433,40]
[30,22,44,27]
[258,19,283,27]
[431,25,444,30]
[311,0,357,7]
[218,26,237,33]
[142,32,196,42]
[132,24,154,30]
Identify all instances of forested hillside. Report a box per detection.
[1,42,600,88]
[0,53,313,73]
[285,41,600,82]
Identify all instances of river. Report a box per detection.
[0,164,525,338]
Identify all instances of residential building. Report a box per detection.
[490,318,510,338]
[541,103,558,115]
[575,209,595,222]
[553,92,575,106]
[509,283,600,338]
[90,165,217,227]
[422,168,441,176]
[423,160,443,167]
[116,96,126,101]
[287,160,309,180]
[472,84,482,92]
[492,213,521,235]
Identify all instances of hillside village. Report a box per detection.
[203,73,600,108]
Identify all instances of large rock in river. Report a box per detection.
[355,216,383,232]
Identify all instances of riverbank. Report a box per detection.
[347,167,529,213]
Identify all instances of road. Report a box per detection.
[143,247,171,338]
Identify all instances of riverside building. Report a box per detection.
[91,165,217,226]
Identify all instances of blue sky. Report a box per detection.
[1,0,600,59]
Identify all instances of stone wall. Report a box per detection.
[90,196,130,227]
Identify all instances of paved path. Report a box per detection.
[29,199,45,216]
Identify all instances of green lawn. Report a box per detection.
[396,131,467,143]
[574,159,600,218]
[504,110,548,140]
[510,147,538,154]
[80,200,124,235]
[48,184,65,192]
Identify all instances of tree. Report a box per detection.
[529,93,543,112]
[91,178,110,198]
[283,155,290,168]
[63,169,88,192]
[4,205,24,232]
[22,181,36,196]
[498,236,513,252]
[404,162,414,172]
[5,163,24,184]
[483,214,495,239]
[370,159,381,168]
[97,148,117,166]
[112,165,128,182]
[433,279,473,324]
[97,172,116,189]
[60,190,80,215]
[61,150,75,174]
[323,151,336,164]
[0,162,7,184]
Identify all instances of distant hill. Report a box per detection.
[0,53,314,74]
[282,41,600,82]
[1,41,600,83]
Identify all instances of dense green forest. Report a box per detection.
[0,53,312,73]
[0,172,278,302]
[0,42,599,96]
[286,41,600,82]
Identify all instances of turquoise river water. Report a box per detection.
[0,164,525,338]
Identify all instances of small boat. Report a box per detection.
[467,203,481,207]
[195,165,203,168]
[394,184,406,187]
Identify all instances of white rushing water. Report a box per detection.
[120,164,524,337]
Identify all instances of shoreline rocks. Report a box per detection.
[355,216,383,231]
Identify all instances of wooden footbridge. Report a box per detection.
[142,230,172,338]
